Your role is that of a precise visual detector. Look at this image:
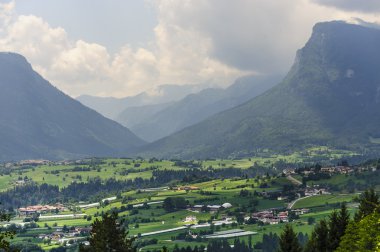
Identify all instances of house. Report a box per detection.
[173,186,200,191]
[292,208,310,215]
[320,167,335,173]
[189,204,222,213]
[18,204,66,215]
[283,168,295,175]
[184,216,197,222]
[277,196,288,201]
[222,203,232,209]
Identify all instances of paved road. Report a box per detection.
[287,195,313,209]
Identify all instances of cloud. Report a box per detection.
[312,0,380,13]
[0,0,247,97]
[1,0,380,97]
[0,0,14,34]
[152,0,343,74]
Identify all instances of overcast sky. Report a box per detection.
[0,0,380,97]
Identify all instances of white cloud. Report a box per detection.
[0,0,14,34]
[0,0,380,97]
[0,0,248,97]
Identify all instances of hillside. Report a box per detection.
[0,53,145,161]
[118,75,281,142]
[139,21,380,158]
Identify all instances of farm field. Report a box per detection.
[292,194,356,209]
[0,154,377,251]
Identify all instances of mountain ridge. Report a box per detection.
[77,84,206,120]
[138,21,380,159]
[117,74,281,142]
[0,52,145,161]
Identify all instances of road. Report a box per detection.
[287,195,313,209]
[286,175,303,185]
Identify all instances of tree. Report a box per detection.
[278,224,302,252]
[305,219,329,252]
[336,211,380,252]
[327,211,340,251]
[326,203,350,251]
[163,197,187,212]
[80,212,135,252]
[0,209,15,251]
[336,203,350,242]
[354,188,379,221]
[307,217,315,225]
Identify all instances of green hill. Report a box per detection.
[139,21,380,159]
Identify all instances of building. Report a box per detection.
[222,203,232,209]
[184,216,197,222]
[18,204,65,215]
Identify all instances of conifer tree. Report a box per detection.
[336,203,350,240]
[305,219,329,252]
[354,188,379,221]
[337,211,380,252]
[327,211,340,251]
[80,212,135,252]
[278,224,302,252]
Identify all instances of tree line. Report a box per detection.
[278,188,380,252]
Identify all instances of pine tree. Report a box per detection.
[327,211,340,251]
[80,212,135,252]
[354,188,379,221]
[278,224,303,252]
[336,211,380,252]
[336,203,350,240]
[305,219,329,252]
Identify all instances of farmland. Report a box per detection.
[0,151,378,251]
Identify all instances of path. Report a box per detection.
[287,195,313,209]
[286,175,302,186]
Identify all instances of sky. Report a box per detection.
[0,0,380,98]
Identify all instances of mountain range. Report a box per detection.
[77,84,205,120]
[0,53,144,161]
[116,74,281,142]
[139,21,380,159]
[2,21,380,161]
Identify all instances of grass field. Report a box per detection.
[1,153,373,252]
[293,194,355,209]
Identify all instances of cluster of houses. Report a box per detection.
[18,204,66,216]
[171,186,200,191]
[283,166,354,176]
[320,166,353,174]
[283,165,377,177]
[304,187,330,196]
[18,159,51,166]
[188,203,233,213]
[38,227,91,244]
[249,208,309,225]
[250,210,289,225]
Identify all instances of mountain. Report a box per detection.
[139,21,380,159]
[77,84,205,120]
[117,75,281,142]
[0,53,145,161]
